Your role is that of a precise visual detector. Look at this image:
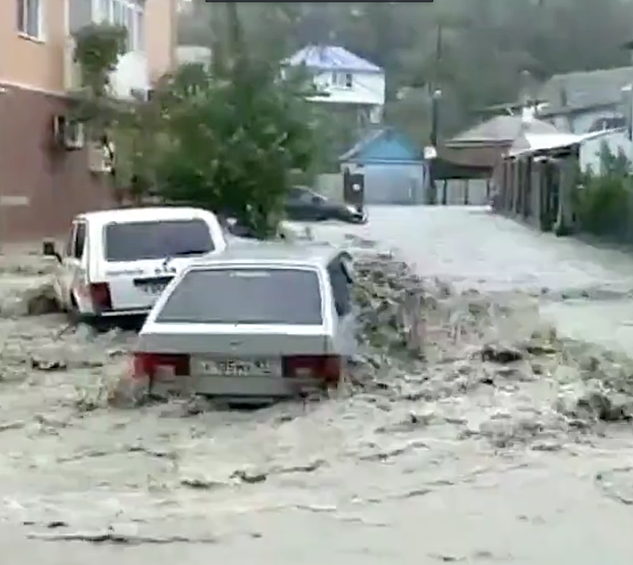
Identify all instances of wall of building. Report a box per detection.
[442,179,489,206]
[0,0,175,93]
[0,0,176,242]
[0,85,114,242]
[579,128,633,173]
[353,162,426,205]
[309,70,385,106]
[315,173,343,202]
[546,107,625,135]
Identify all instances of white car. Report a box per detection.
[43,207,227,327]
[131,243,356,404]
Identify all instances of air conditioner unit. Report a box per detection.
[53,115,85,150]
[87,141,113,173]
[130,87,155,102]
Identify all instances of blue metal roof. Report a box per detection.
[339,127,423,163]
[283,45,382,73]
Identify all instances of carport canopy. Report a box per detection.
[507,130,609,158]
[430,147,492,180]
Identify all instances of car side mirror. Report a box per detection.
[42,239,61,262]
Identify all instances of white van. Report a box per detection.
[43,207,227,326]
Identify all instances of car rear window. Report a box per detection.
[156,267,323,325]
[104,219,213,262]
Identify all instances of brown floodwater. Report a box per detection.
[1,207,633,564]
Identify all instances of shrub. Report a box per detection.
[576,175,632,237]
[575,143,633,240]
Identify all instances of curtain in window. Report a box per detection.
[98,0,112,21]
[134,9,144,51]
[16,0,25,32]
[26,0,39,37]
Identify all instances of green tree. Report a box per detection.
[75,8,320,235]
[154,60,318,238]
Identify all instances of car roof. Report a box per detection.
[75,206,215,226]
[190,242,349,269]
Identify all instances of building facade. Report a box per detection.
[0,0,175,242]
[283,45,385,121]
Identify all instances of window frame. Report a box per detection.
[17,0,44,41]
[155,266,325,326]
[64,224,76,257]
[102,218,214,262]
[331,72,353,89]
[73,222,87,259]
[327,255,353,317]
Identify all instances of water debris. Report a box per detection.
[180,477,226,490]
[24,283,60,316]
[480,343,523,364]
[27,529,217,545]
[231,469,268,484]
[30,358,67,371]
[5,225,633,555]
[595,467,633,505]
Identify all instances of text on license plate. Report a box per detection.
[199,358,279,376]
[140,283,166,295]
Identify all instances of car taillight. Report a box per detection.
[89,282,112,311]
[283,355,341,385]
[132,352,190,379]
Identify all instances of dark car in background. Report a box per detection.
[285,186,367,224]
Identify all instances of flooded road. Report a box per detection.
[3,207,633,564]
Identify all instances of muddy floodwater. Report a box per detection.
[3,207,633,564]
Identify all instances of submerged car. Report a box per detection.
[131,243,356,404]
[285,186,367,224]
[43,207,227,327]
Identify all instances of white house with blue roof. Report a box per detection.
[282,45,385,114]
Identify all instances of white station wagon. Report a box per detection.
[43,207,227,326]
[132,243,356,403]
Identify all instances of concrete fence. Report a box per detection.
[315,173,344,202]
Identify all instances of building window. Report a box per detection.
[17,0,43,39]
[95,0,145,52]
[69,0,93,34]
[331,72,353,89]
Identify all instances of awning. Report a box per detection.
[430,146,493,180]
[507,132,583,157]
[507,130,612,157]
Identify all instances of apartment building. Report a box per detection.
[0,0,176,242]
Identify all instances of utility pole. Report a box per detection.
[428,23,442,205]
[225,2,244,61]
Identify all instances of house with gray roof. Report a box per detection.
[533,66,632,134]
[448,115,559,145]
[282,44,385,110]
[444,114,560,170]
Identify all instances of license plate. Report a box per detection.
[198,358,280,377]
[140,283,166,295]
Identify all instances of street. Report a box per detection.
[315,206,633,352]
[1,206,633,564]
